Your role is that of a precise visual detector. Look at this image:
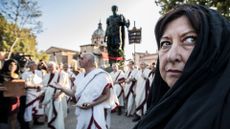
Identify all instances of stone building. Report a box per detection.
[133,51,158,67]
[80,21,109,68]
[46,46,79,65]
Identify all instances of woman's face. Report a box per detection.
[8,62,17,73]
[159,16,197,87]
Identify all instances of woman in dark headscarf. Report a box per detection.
[0,59,21,129]
[134,4,230,129]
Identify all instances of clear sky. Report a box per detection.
[37,0,161,59]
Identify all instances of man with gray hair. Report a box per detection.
[133,62,151,122]
[21,61,44,127]
[41,61,69,129]
[51,52,119,129]
[110,63,125,115]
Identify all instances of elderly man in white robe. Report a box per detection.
[132,62,151,122]
[50,53,118,129]
[22,61,44,125]
[42,61,69,129]
[110,63,125,115]
[124,60,138,117]
[148,62,156,86]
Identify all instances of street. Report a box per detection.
[32,104,137,129]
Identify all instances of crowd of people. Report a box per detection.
[110,61,156,121]
[0,58,80,129]
[0,52,155,129]
[1,3,230,129]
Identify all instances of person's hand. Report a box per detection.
[36,86,41,92]
[80,102,94,109]
[25,82,33,89]
[141,74,147,80]
[126,79,131,83]
[70,77,75,82]
[53,93,60,100]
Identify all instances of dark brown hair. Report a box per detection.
[155,4,204,49]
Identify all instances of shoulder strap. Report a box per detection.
[48,71,61,85]
[48,74,55,84]
[57,71,61,83]
[115,71,121,81]
[127,71,132,78]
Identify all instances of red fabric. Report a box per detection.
[11,97,20,111]
[87,108,103,129]
[111,102,119,112]
[88,83,112,129]
[109,56,124,61]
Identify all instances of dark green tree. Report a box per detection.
[35,50,49,61]
[155,0,230,20]
[0,15,48,61]
[0,0,42,59]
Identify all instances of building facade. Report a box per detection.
[46,46,79,65]
[133,51,158,67]
[80,21,109,68]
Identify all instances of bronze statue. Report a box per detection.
[104,5,130,66]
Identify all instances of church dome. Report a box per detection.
[92,21,106,45]
[92,21,105,37]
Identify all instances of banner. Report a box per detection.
[128,28,142,44]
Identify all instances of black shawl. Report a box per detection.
[134,5,230,129]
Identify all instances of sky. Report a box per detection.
[37,0,162,59]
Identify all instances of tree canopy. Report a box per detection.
[0,0,48,61]
[155,0,230,20]
[0,0,42,33]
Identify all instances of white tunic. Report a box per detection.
[134,68,151,116]
[124,69,138,116]
[148,70,155,87]
[42,71,69,129]
[74,68,118,129]
[110,70,125,106]
[22,70,44,122]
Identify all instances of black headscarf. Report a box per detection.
[0,59,20,75]
[134,4,230,129]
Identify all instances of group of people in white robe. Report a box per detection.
[21,60,78,129]
[109,60,156,122]
[22,61,45,125]
[21,52,118,129]
[20,53,155,129]
[50,52,119,129]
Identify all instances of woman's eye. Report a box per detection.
[160,41,172,49]
[183,36,197,45]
